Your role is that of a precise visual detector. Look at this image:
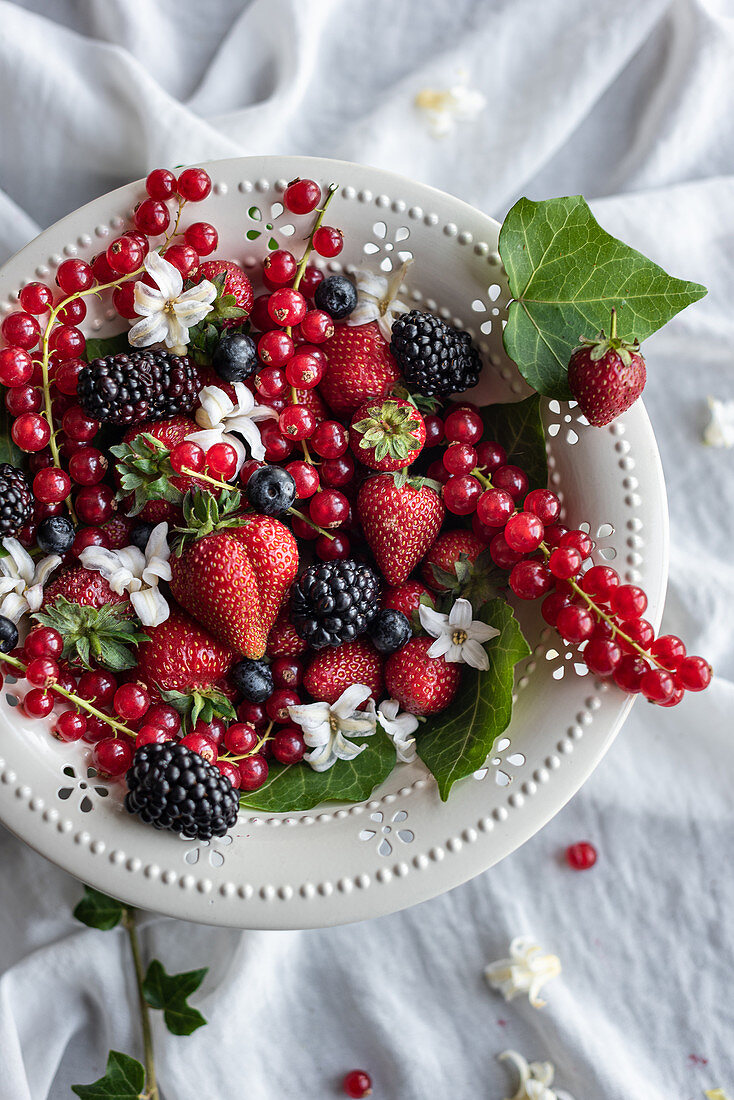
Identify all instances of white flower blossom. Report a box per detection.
[129,251,217,349]
[703,396,734,448]
[288,684,377,772]
[377,698,419,763]
[498,1050,575,1100]
[419,598,499,671]
[347,261,411,340]
[80,522,171,627]
[0,538,61,623]
[188,382,276,469]
[415,68,486,138]
[485,936,561,1008]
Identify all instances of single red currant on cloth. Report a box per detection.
[568,308,646,427]
[566,841,598,871]
[343,1069,372,1098]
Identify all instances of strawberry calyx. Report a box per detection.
[390,469,444,492]
[33,597,148,671]
[424,549,502,612]
[173,486,249,550]
[110,432,196,516]
[351,399,423,464]
[185,270,250,364]
[389,383,439,415]
[575,307,641,368]
[158,684,237,729]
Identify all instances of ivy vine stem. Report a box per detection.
[122,908,160,1100]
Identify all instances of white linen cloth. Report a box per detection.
[0,0,733,1097]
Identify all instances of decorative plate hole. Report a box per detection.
[473,737,526,786]
[359,809,414,857]
[184,833,233,868]
[57,765,109,813]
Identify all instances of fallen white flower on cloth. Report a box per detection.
[347,262,411,341]
[0,538,61,623]
[128,251,217,349]
[498,1050,576,1100]
[80,522,171,627]
[188,382,277,469]
[288,684,377,772]
[485,935,561,1008]
[377,698,419,763]
[414,67,486,138]
[703,396,734,448]
[419,597,499,671]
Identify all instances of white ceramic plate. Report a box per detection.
[0,156,668,928]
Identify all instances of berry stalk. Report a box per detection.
[287,506,336,540]
[122,907,160,1100]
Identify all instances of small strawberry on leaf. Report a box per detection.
[421,530,501,610]
[568,308,647,426]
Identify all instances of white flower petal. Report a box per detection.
[133,281,166,317]
[426,633,452,659]
[332,731,368,763]
[443,642,465,663]
[355,271,389,298]
[418,603,450,638]
[129,312,170,348]
[230,419,266,464]
[130,586,170,627]
[468,621,501,645]
[332,684,373,719]
[288,700,332,732]
[347,301,381,328]
[449,598,473,631]
[461,638,491,670]
[197,386,235,430]
[704,396,734,448]
[144,523,170,564]
[187,427,226,453]
[145,250,183,299]
[378,698,399,722]
[2,538,35,584]
[32,554,62,587]
[303,740,337,772]
[393,736,417,764]
[231,382,256,412]
[0,592,29,623]
[0,577,21,597]
[171,295,214,327]
[163,312,190,349]
[177,279,217,307]
[486,938,561,1009]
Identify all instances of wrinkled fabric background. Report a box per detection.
[0,1,732,1097]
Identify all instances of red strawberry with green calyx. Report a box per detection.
[195,260,253,318]
[169,487,299,658]
[385,636,461,716]
[568,308,646,427]
[420,529,498,608]
[319,321,401,417]
[303,639,384,706]
[349,397,426,471]
[356,472,445,586]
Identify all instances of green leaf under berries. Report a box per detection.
[110,433,186,516]
[73,886,128,931]
[239,727,396,813]
[142,959,208,1036]
[34,598,147,671]
[158,686,236,730]
[481,394,547,492]
[71,1050,145,1100]
[499,195,707,398]
[84,332,131,362]
[417,600,530,800]
[0,402,24,466]
[174,486,248,548]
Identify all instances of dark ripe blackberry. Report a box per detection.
[77,349,201,426]
[0,463,33,538]
[290,560,380,649]
[125,741,238,841]
[390,310,481,397]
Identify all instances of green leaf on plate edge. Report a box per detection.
[499,195,707,399]
[417,600,530,801]
[0,401,23,466]
[71,1050,145,1100]
[239,726,396,813]
[481,394,547,492]
[84,331,131,361]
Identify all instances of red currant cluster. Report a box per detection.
[422,402,712,707]
[2,625,307,788]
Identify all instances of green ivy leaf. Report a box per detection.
[481,394,548,492]
[73,886,128,930]
[239,727,396,812]
[417,600,530,800]
[71,1050,145,1100]
[0,402,23,465]
[142,959,208,1036]
[499,195,707,398]
[84,332,131,362]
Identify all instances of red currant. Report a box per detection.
[343,1070,372,1098]
[78,669,117,706]
[237,701,267,727]
[492,464,528,500]
[134,198,171,235]
[509,560,553,599]
[55,711,87,742]
[146,702,181,734]
[650,635,686,670]
[239,753,269,790]
[320,454,354,488]
[259,421,293,462]
[442,443,477,476]
[113,683,150,722]
[33,466,71,504]
[93,737,133,778]
[106,235,144,275]
[146,168,176,199]
[490,531,523,569]
[285,352,323,389]
[1,312,41,349]
[25,626,63,660]
[299,309,334,344]
[279,405,316,441]
[286,460,320,498]
[566,842,597,871]
[222,722,257,755]
[580,565,619,603]
[316,531,351,560]
[183,221,218,256]
[272,727,306,764]
[23,688,54,718]
[444,408,483,444]
[54,357,85,395]
[72,526,110,557]
[26,657,59,687]
[310,489,349,529]
[19,282,53,314]
[258,329,294,367]
[476,488,514,528]
[254,366,288,399]
[613,654,649,693]
[284,178,322,214]
[640,668,675,703]
[556,604,595,642]
[559,529,593,557]
[543,526,571,550]
[163,243,199,277]
[619,617,654,651]
[6,386,41,416]
[675,655,712,691]
[299,265,324,297]
[136,724,174,748]
[426,460,450,485]
[180,732,218,763]
[523,488,560,524]
[249,294,277,333]
[91,252,117,282]
[609,584,647,619]
[475,440,506,472]
[504,511,544,552]
[75,483,115,525]
[176,167,212,202]
[548,547,582,579]
[541,590,572,626]
[312,226,343,257]
[68,447,108,485]
[12,413,50,452]
[263,249,297,287]
[311,419,348,459]
[584,637,622,676]
[206,442,238,479]
[443,475,482,515]
[56,299,87,326]
[268,287,307,327]
[167,441,203,475]
[0,346,33,386]
[56,258,94,294]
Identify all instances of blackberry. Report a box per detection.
[125,741,238,841]
[290,560,380,649]
[78,349,201,426]
[390,310,481,397]
[0,463,33,538]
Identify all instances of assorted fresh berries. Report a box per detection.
[0,164,712,842]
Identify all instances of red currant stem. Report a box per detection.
[179,465,230,490]
[223,721,275,762]
[300,438,313,463]
[538,542,665,670]
[287,506,335,540]
[122,907,160,1100]
[163,197,187,244]
[472,468,493,490]
[0,652,136,736]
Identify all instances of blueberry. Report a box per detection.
[0,614,18,654]
[231,658,273,703]
[212,332,258,383]
[314,275,358,320]
[368,609,411,655]
[36,515,74,555]
[246,465,296,517]
[130,522,154,550]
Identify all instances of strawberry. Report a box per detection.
[568,309,646,427]
[383,580,435,618]
[100,513,134,550]
[113,416,214,522]
[267,608,307,657]
[384,636,461,716]
[356,473,444,586]
[36,567,145,672]
[421,530,488,591]
[319,321,401,417]
[196,259,254,318]
[303,639,384,706]
[170,502,299,659]
[349,397,425,471]
[136,604,237,725]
